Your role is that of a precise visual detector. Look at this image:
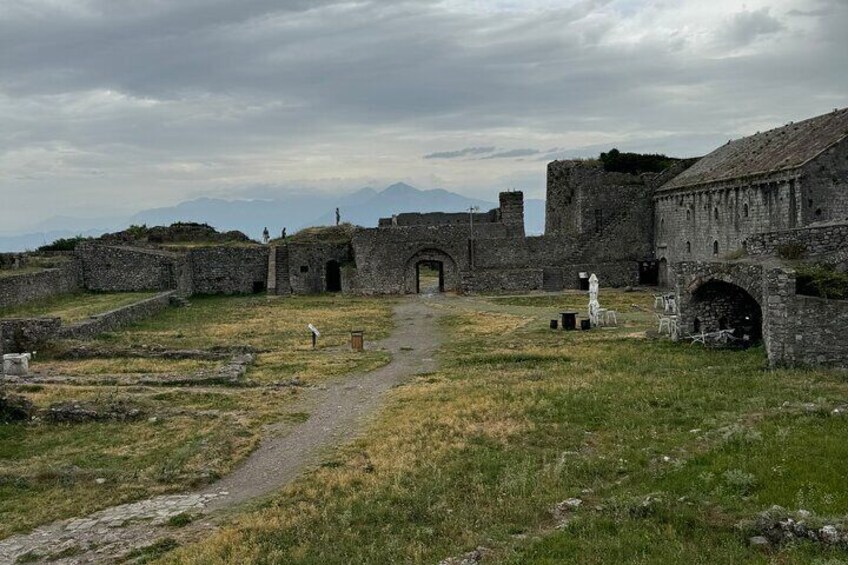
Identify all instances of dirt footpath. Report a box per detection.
[0,297,443,564]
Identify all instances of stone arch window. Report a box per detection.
[714,207,719,221]
[686,241,691,253]
[686,208,691,221]
[660,217,665,237]
[742,240,748,252]
[815,208,823,219]
[713,240,719,255]
[743,202,749,218]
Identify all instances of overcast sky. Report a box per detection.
[1,0,846,232]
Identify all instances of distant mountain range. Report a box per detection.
[0,183,546,252]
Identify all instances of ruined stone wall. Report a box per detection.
[545,162,656,248]
[461,269,543,293]
[747,221,848,258]
[378,210,498,227]
[58,292,174,340]
[1,293,174,353]
[351,221,531,294]
[187,246,268,295]
[78,244,179,292]
[525,236,581,266]
[800,137,848,224]
[499,191,525,238]
[0,262,81,309]
[788,295,848,367]
[286,242,353,294]
[471,237,532,268]
[560,261,639,289]
[0,318,62,355]
[0,253,28,270]
[352,226,473,294]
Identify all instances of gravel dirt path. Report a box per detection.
[0,297,443,564]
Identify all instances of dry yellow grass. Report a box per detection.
[161,289,848,564]
[1,294,395,537]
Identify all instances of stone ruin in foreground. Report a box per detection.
[2,108,847,369]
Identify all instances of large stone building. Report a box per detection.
[654,108,848,283]
[660,108,848,368]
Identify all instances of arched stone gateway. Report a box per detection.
[688,279,763,343]
[404,248,459,294]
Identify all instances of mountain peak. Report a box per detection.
[381,182,419,196]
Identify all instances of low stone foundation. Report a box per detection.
[0,263,80,309]
[1,292,174,354]
[0,318,62,355]
[58,292,175,340]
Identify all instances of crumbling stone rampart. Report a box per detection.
[0,261,80,309]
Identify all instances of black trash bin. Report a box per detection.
[578,272,590,291]
[560,311,578,331]
[550,319,558,330]
[580,319,591,331]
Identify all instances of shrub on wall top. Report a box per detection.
[796,263,848,300]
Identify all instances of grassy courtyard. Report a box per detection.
[0,291,157,323]
[0,294,394,537]
[162,290,848,564]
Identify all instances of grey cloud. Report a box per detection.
[424,147,496,159]
[481,149,541,160]
[1,1,847,231]
[720,8,785,47]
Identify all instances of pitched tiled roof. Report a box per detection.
[661,107,848,191]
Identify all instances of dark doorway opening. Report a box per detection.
[639,260,659,286]
[326,260,342,292]
[416,261,444,293]
[252,280,265,294]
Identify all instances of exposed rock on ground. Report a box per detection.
[46,400,145,423]
[438,546,491,565]
[0,392,34,422]
[740,505,848,549]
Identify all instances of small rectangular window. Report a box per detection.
[300,265,309,273]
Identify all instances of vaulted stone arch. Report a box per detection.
[674,261,768,346]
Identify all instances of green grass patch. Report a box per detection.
[0,292,157,323]
[163,290,848,564]
[121,538,179,563]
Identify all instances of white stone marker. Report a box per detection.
[3,353,31,376]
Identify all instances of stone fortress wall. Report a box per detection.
[0,260,81,309]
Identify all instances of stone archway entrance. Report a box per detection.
[325,260,342,292]
[689,280,763,343]
[405,248,458,294]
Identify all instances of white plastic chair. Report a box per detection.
[665,297,677,314]
[657,314,671,335]
[596,308,608,327]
